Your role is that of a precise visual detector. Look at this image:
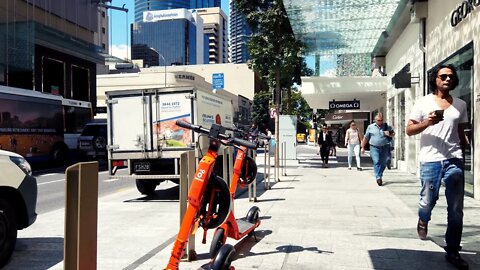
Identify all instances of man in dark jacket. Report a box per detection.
[317,124,334,167]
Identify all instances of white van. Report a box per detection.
[0,150,37,267]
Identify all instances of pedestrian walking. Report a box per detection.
[345,120,363,171]
[317,124,333,167]
[406,64,469,270]
[361,113,394,186]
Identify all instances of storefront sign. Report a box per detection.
[451,0,480,27]
[329,100,361,110]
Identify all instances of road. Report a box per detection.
[33,164,136,214]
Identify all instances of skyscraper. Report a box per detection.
[134,0,221,23]
[196,7,228,64]
[229,0,251,63]
[132,9,205,66]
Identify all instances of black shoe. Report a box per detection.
[376,179,383,186]
[357,167,362,171]
[387,163,391,170]
[445,251,469,270]
[417,219,428,240]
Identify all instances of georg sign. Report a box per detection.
[329,100,360,110]
[451,0,480,27]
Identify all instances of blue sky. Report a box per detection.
[109,0,230,59]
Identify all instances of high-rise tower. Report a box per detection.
[229,0,251,63]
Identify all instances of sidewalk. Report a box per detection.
[7,146,480,269]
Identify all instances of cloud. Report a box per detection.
[110,44,131,60]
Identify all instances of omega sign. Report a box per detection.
[451,0,480,27]
[329,100,360,110]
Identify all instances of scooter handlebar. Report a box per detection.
[176,120,258,149]
[231,137,258,149]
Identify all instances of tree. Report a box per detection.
[235,0,307,177]
[251,90,271,130]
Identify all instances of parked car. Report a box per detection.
[77,119,107,161]
[0,150,37,267]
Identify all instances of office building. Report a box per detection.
[196,7,228,64]
[0,0,106,107]
[134,0,221,23]
[131,9,205,66]
[229,0,251,63]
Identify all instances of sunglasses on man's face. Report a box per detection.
[437,74,455,81]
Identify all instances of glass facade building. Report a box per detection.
[0,0,103,107]
[134,0,221,23]
[131,20,198,66]
[229,0,251,64]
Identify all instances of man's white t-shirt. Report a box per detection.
[409,94,468,162]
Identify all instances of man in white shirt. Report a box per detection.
[406,64,469,270]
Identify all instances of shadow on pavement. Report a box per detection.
[368,248,476,270]
[124,185,180,202]
[5,237,63,270]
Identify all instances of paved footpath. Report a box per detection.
[6,146,480,270]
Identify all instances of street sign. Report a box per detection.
[212,73,224,90]
[329,100,361,110]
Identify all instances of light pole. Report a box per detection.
[158,53,167,88]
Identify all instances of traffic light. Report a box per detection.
[313,114,317,122]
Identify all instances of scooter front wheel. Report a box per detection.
[209,228,225,259]
[210,244,235,270]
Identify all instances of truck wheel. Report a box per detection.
[210,244,235,270]
[209,228,225,259]
[135,179,157,195]
[0,198,18,268]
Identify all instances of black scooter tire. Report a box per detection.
[210,244,235,270]
[209,228,225,259]
[246,206,260,223]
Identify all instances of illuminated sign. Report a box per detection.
[329,100,361,110]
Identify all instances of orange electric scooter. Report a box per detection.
[165,120,257,270]
[209,128,270,270]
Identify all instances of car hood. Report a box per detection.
[0,149,23,158]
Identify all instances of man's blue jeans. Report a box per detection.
[369,144,389,180]
[418,158,465,251]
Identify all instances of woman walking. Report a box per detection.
[345,120,363,171]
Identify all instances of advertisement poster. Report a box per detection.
[153,93,192,148]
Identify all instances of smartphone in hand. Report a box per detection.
[435,109,444,120]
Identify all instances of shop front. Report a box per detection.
[383,0,479,198]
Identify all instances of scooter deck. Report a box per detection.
[236,219,255,235]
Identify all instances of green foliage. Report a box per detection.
[234,0,307,95]
[251,91,271,129]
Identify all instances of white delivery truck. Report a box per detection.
[105,85,235,195]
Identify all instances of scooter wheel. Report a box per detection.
[246,206,260,224]
[209,228,225,259]
[210,244,235,270]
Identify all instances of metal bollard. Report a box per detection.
[64,162,98,270]
[283,142,287,176]
[179,150,196,261]
[263,143,269,190]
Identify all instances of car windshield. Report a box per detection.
[81,125,106,136]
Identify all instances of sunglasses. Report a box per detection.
[437,74,455,81]
[375,119,383,122]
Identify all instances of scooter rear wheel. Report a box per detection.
[246,206,260,223]
[210,244,235,270]
[209,228,225,259]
